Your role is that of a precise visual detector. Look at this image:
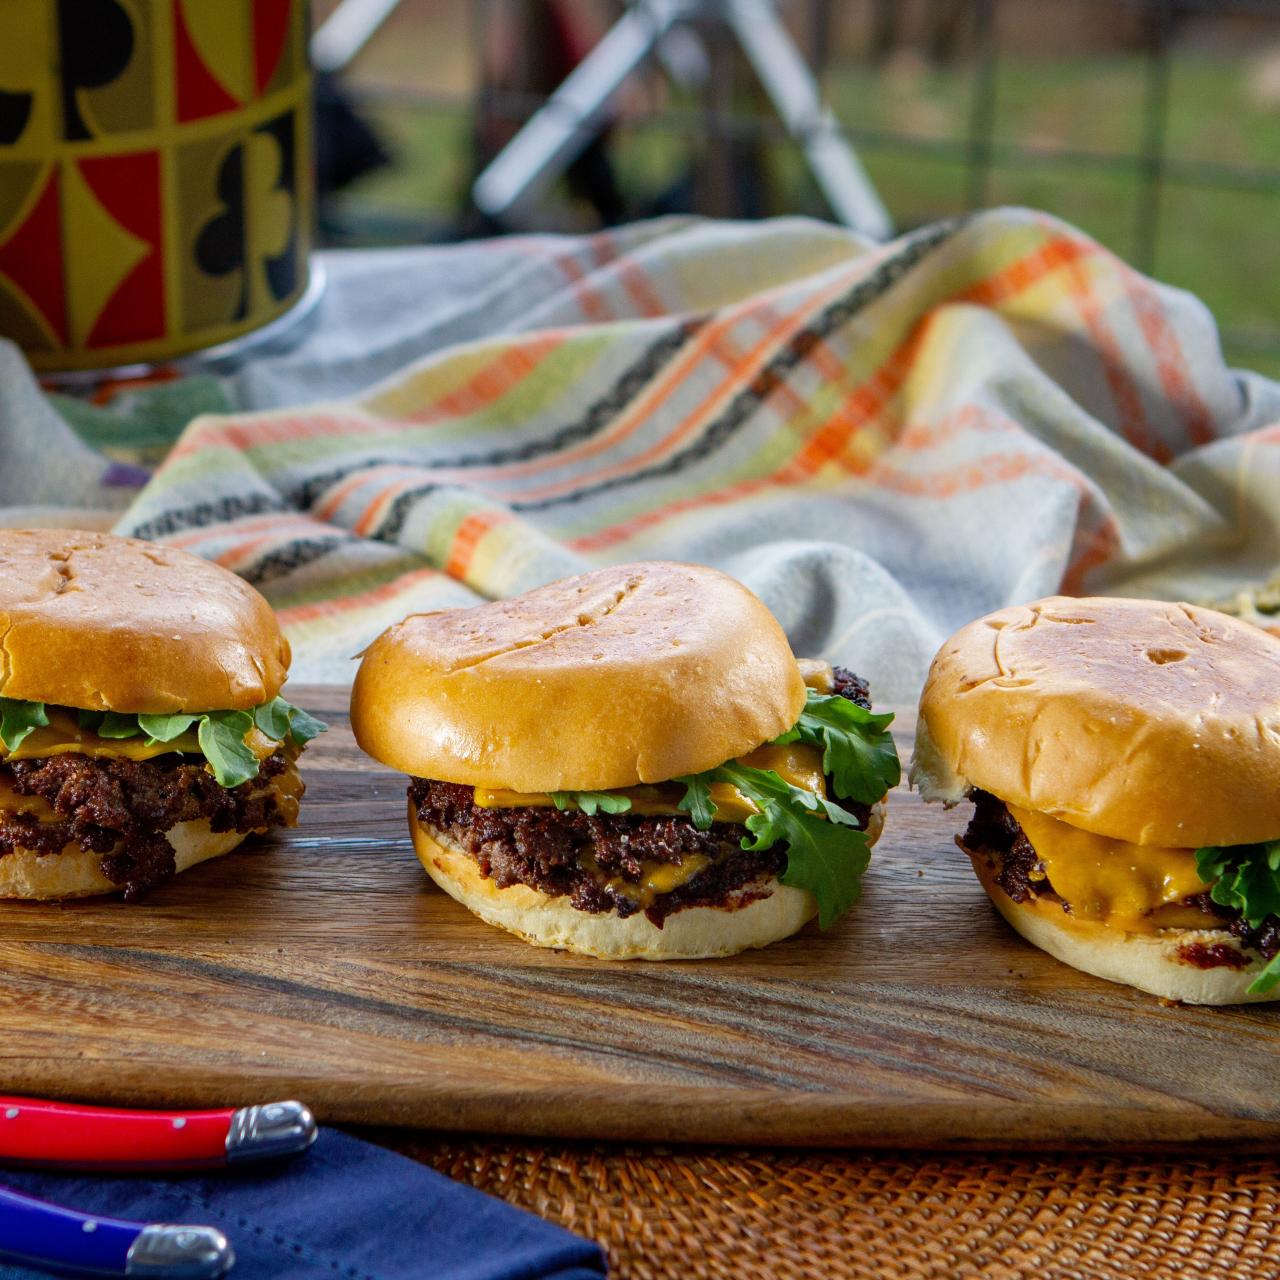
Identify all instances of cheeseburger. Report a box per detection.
[351,562,898,959]
[914,596,1280,1004]
[0,529,323,899]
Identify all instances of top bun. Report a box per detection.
[351,562,806,792]
[918,596,1280,847]
[0,529,290,713]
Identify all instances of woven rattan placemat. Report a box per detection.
[366,1134,1280,1279]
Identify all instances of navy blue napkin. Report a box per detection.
[0,1129,606,1279]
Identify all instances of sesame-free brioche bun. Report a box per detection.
[917,596,1280,848]
[0,821,250,900]
[0,529,290,713]
[352,562,806,793]
[969,853,1279,1005]
[412,803,885,960]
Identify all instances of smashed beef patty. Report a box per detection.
[411,667,874,926]
[0,751,297,899]
[960,789,1280,965]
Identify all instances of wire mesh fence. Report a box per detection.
[319,0,1280,376]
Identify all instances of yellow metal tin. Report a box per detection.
[0,0,313,372]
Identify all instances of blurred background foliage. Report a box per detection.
[312,0,1280,378]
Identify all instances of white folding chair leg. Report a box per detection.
[311,0,406,74]
[472,0,684,221]
[728,0,893,239]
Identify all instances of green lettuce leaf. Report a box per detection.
[1194,841,1280,995]
[773,689,899,804]
[549,790,633,816]
[0,698,49,751]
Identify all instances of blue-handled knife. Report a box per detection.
[0,1183,233,1278]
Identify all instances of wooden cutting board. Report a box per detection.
[0,685,1276,1148]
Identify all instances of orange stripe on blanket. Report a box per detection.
[353,475,423,536]
[958,228,1172,461]
[168,412,386,460]
[445,511,511,580]
[954,234,1092,308]
[1061,518,1122,595]
[548,233,1105,515]
[1121,266,1216,447]
[490,278,860,503]
[568,322,932,551]
[1054,229,1166,464]
[609,241,666,317]
[572,238,1121,554]
[553,238,613,323]
[315,463,421,523]
[211,520,345,572]
[571,443,1095,554]
[165,512,315,550]
[403,334,565,424]
[276,566,445,625]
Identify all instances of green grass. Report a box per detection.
[329,52,1280,377]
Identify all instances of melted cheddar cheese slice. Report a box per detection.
[1007,804,1210,933]
[0,710,277,765]
[473,741,828,825]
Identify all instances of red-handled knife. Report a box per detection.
[0,1096,316,1170]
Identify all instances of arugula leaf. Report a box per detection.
[549,790,633,816]
[1195,842,1280,927]
[0,698,49,751]
[676,773,717,831]
[137,712,199,743]
[96,711,144,739]
[715,762,870,929]
[197,711,260,788]
[254,697,327,746]
[284,702,326,745]
[676,761,870,929]
[1194,842,1280,995]
[1251,952,1280,995]
[253,698,292,741]
[0,694,326,788]
[774,689,900,804]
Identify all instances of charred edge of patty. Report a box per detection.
[960,789,1280,967]
[0,750,296,900]
[411,666,875,927]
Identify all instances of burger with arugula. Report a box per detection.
[351,562,898,959]
[0,529,323,899]
[914,595,1280,1004]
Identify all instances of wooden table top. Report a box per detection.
[0,685,1274,1151]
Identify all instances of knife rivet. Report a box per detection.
[172,1117,187,1129]
[82,1221,97,1233]
[3,1108,16,1119]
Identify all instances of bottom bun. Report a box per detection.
[0,821,250,901]
[412,801,884,960]
[970,854,1278,1005]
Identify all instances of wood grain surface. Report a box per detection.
[0,685,1276,1148]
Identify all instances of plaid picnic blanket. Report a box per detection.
[5,208,1280,699]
